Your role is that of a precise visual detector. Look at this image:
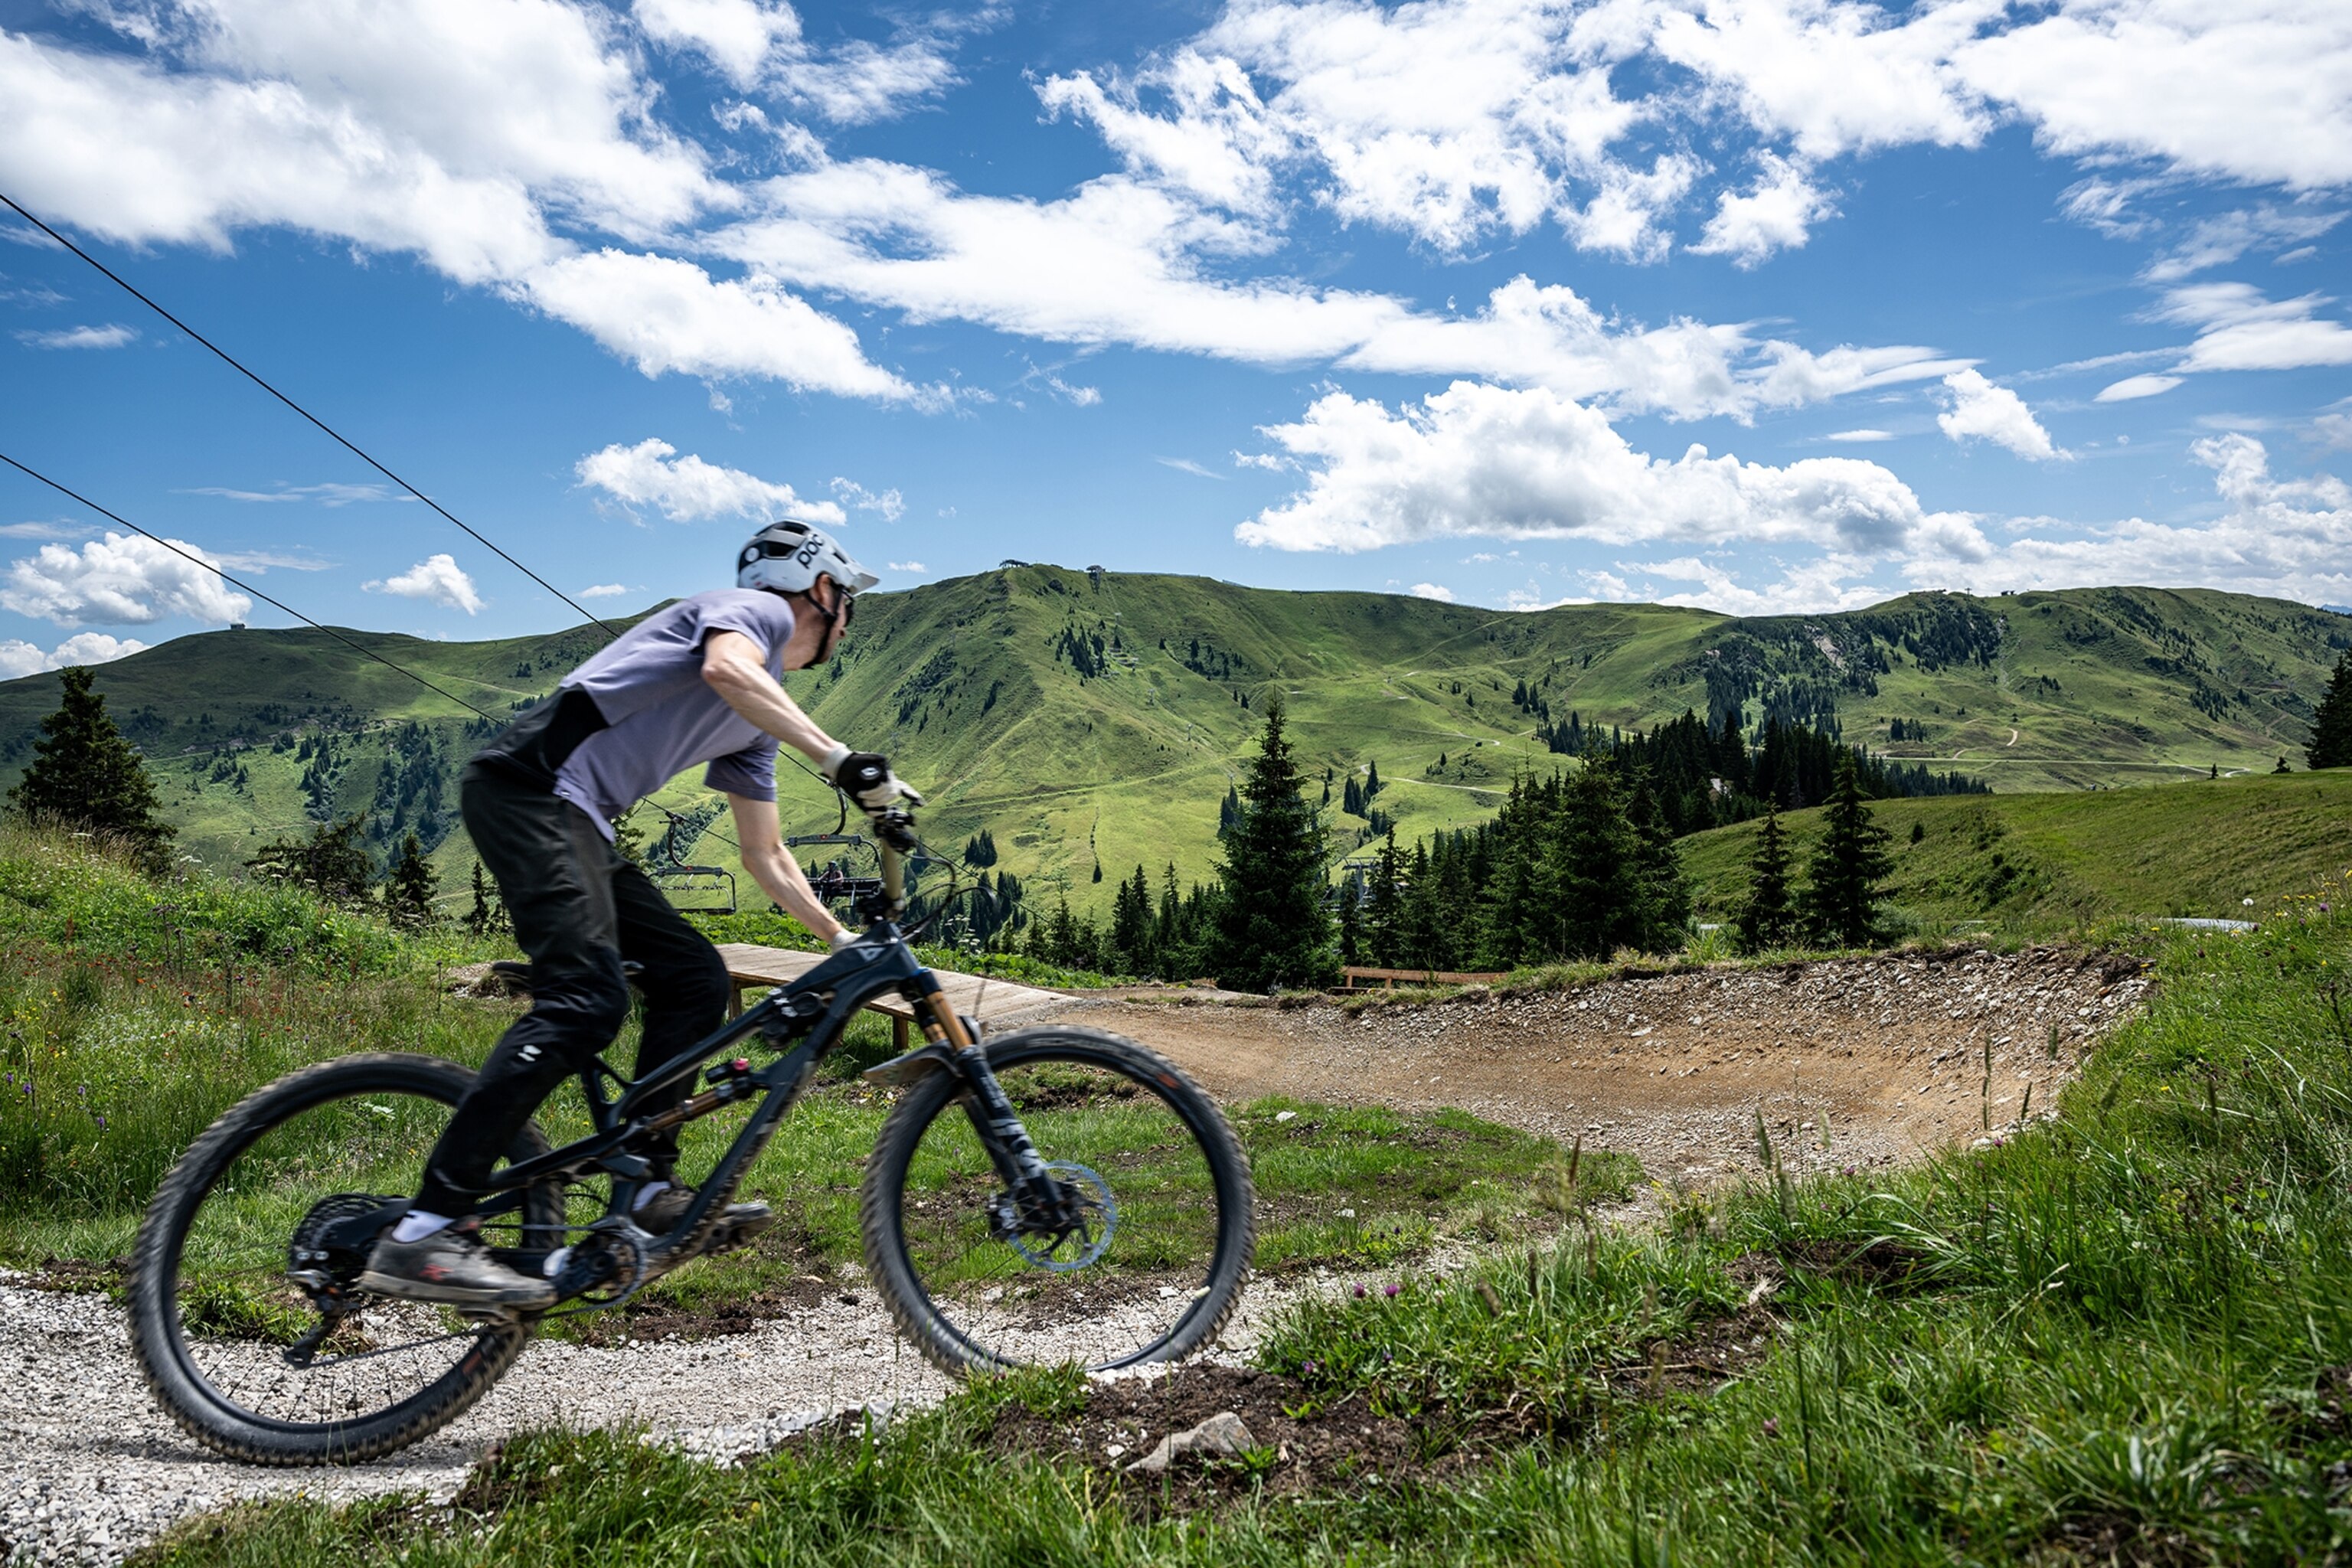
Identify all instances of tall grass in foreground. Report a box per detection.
[142,871,2352,1566]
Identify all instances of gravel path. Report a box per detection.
[0,1267,1330,1566]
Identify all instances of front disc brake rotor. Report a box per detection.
[1004,1161,1116,1272]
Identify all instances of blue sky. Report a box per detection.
[0,0,2347,668]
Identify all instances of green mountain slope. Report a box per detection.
[1676,768,2352,936]
[0,569,2342,916]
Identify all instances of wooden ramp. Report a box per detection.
[714,943,1066,1050]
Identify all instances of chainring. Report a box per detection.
[288,1192,401,1280]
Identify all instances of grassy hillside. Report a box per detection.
[1680,767,2352,936]
[0,571,2341,917]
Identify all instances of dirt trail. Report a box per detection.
[1041,946,2150,1182]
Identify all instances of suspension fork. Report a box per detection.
[919,986,1066,1217]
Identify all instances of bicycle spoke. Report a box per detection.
[893,1053,1226,1369]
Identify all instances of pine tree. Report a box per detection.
[385,831,439,926]
[1735,804,1797,953]
[247,813,374,903]
[1335,874,1363,966]
[2308,651,2352,769]
[1623,766,1690,948]
[1798,753,1895,949]
[1110,864,1154,973]
[1364,758,1382,799]
[465,861,502,937]
[1546,764,1644,960]
[7,666,175,874]
[1210,694,1337,991]
[1364,828,1405,965]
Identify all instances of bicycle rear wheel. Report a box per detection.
[126,1053,563,1465]
[861,1027,1253,1375]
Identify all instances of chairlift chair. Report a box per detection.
[648,815,738,915]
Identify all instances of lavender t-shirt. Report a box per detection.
[551,589,795,840]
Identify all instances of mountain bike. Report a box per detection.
[126,807,1255,1465]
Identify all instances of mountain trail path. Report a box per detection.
[1052,945,2149,1184]
[3,946,2148,1564]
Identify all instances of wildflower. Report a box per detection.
[1383,1283,1400,1298]
[1353,1284,1367,1298]
[1762,1419,1781,1437]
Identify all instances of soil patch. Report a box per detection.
[982,1364,1521,1508]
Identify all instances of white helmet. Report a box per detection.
[736,519,879,599]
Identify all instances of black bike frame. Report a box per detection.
[475,920,941,1253]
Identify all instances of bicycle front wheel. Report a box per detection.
[861,1026,1253,1376]
[126,1053,563,1465]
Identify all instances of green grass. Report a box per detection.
[135,869,2352,1567]
[1681,766,2352,939]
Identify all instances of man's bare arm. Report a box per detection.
[726,792,847,945]
[702,631,839,766]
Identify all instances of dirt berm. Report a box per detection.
[1040,946,2152,1184]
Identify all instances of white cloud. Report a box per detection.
[2096,373,2183,401]
[2157,283,2352,374]
[1,531,251,626]
[180,482,397,505]
[576,437,844,523]
[1235,380,1984,561]
[1038,50,1288,216]
[829,476,903,521]
[725,171,1962,420]
[1158,456,1228,479]
[1824,428,1893,442]
[634,0,798,90]
[634,0,962,122]
[1932,434,2352,606]
[1953,0,2352,192]
[578,581,629,597]
[886,560,926,573]
[1408,581,1455,602]
[1688,153,1835,268]
[521,250,921,401]
[14,322,136,349]
[0,632,149,679]
[364,553,484,613]
[0,5,924,402]
[1199,0,1656,254]
[1936,369,2063,461]
[2142,206,2344,284]
[1653,0,1998,163]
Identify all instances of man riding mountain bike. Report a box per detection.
[361,520,917,1312]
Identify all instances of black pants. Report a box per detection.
[412,762,733,1217]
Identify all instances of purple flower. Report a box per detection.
[1353,1284,1367,1298]
[1842,1165,1856,1177]
[94,1114,106,1130]
[1762,1418,1780,1437]
[1383,1283,1400,1298]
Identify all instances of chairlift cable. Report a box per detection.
[0,190,622,641]
[0,451,747,853]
